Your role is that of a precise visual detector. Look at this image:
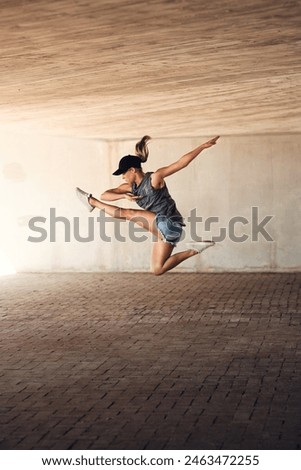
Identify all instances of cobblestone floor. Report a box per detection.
[0,272,300,450]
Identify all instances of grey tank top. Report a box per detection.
[132,172,185,225]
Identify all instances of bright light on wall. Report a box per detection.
[0,250,16,275]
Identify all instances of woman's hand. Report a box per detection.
[124,193,144,202]
[200,136,220,149]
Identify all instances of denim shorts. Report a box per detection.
[155,215,184,246]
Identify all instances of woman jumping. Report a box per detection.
[76,135,219,275]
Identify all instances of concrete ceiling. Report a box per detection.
[0,0,300,140]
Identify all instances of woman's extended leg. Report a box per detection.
[88,195,201,276]
[150,240,198,276]
[89,196,161,239]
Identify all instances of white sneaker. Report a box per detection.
[76,187,95,212]
[186,241,215,253]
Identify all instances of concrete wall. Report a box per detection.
[0,131,300,273]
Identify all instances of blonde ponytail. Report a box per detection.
[135,135,151,162]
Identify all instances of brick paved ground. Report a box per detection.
[0,272,300,450]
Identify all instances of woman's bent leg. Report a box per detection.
[151,240,197,276]
[88,197,197,274]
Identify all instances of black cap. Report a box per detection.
[112,155,142,175]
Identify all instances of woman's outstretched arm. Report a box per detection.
[151,136,219,188]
